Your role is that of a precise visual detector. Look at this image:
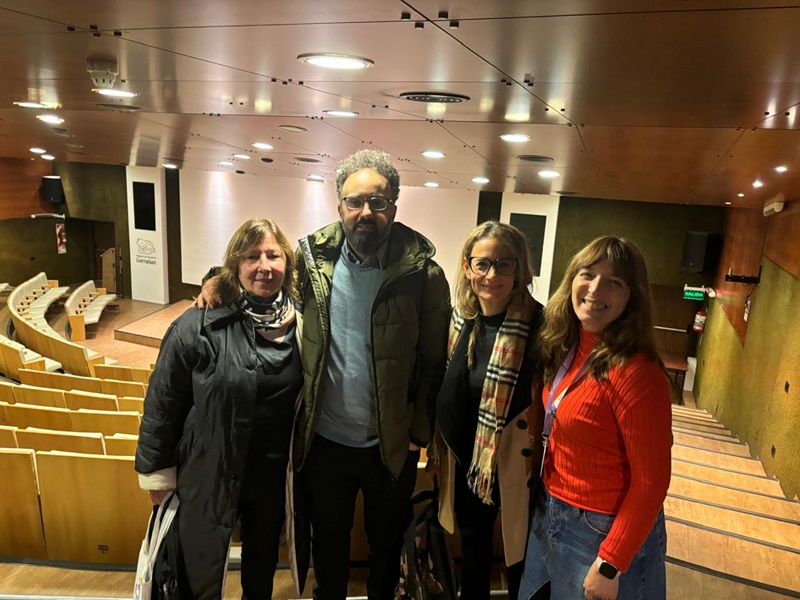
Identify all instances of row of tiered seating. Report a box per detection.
[1,379,144,412]
[0,333,60,379]
[17,367,147,398]
[64,280,118,341]
[7,273,118,378]
[13,272,69,337]
[0,401,141,435]
[0,424,138,455]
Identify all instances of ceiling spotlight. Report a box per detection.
[323,110,359,117]
[30,147,46,154]
[279,125,308,134]
[538,170,561,178]
[37,114,64,125]
[775,165,788,173]
[306,174,324,181]
[725,201,732,205]
[752,180,763,188]
[421,150,445,159]
[424,182,440,188]
[233,153,251,160]
[471,176,489,184]
[737,193,745,197]
[162,163,178,169]
[41,154,55,161]
[500,133,530,142]
[218,161,234,167]
[252,142,274,150]
[297,53,374,70]
[14,101,46,109]
[43,175,61,179]
[93,88,137,98]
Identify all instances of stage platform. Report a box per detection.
[114,300,193,348]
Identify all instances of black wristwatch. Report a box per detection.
[598,560,619,579]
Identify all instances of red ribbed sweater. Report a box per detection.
[542,330,672,571]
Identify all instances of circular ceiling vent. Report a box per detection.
[517,155,553,162]
[399,92,470,103]
[97,103,141,111]
[295,156,321,163]
[279,124,308,134]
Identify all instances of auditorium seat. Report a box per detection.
[4,402,73,430]
[11,384,67,409]
[15,427,105,454]
[64,390,119,412]
[98,378,145,398]
[104,433,139,456]
[0,448,47,559]
[18,368,103,393]
[0,424,17,447]
[117,396,144,413]
[36,450,153,563]
[69,408,141,436]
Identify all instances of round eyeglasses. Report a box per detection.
[341,196,393,211]
[468,256,518,277]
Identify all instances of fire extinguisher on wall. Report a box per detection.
[693,309,707,332]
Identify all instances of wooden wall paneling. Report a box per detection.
[713,208,767,345]
[0,158,51,220]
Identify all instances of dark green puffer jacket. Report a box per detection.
[293,220,451,479]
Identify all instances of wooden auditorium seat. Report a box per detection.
[36,451,153,563]
[64,390,119,412]
[99,378,146,398]
[18,368,103,393]
[69,408,141,436]
[0,380,15,403]
[0,448,47,559]
[11,384,67,409]
[64,280,118,342]
[0,424,18,447]
[0,335,54,380]
[3,402,73,430]
[104,433,139,456]
[117,396,145,414]
[15,427,106,454]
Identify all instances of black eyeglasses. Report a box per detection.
[468,256,518,276]
[341,196,394,211]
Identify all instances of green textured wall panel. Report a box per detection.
[696,258,800,498]
[552,197,725,290]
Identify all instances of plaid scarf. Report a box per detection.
[447,291,534,504]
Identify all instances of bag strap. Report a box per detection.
[145,493,179,560]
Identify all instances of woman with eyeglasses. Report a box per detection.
[519,237,671,600]
[427,221,545,599]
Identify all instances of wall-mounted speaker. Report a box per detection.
[41,177,65,204]
[682,231,721,273]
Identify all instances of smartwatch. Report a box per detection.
[598,560,620,579]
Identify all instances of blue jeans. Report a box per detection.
[519,488,667,600]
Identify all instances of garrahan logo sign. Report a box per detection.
[136,238,157,265]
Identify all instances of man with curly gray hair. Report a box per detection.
[291,148,451,599]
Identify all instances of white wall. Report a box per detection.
[500,193,561,306]
[126,166,169,304]
[178,170,478,292]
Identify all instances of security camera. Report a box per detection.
[87,59,118,89]
[763,193,785,217]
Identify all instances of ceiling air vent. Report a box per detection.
[399,92,470,103]
[295,157,321,163]
[97,103,141,111]
[555,190,580,196]
[517,155,553,163]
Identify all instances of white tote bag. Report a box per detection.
[133,493,180,600]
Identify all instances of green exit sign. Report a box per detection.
[683,287,705,301]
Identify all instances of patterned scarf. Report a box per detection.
[448,291,534,504]
[239,287,296,343]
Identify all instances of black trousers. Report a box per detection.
[238,463,287,600]
[301,435,419,600]
[453,461,522,600]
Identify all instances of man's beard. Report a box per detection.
[344,218,390,257]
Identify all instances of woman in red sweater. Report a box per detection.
[519,236,672,600]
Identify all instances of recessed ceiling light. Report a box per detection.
[500,133,530,143]
[323,110,359,117]
[306,174,324,181]
[92,88,138,98]
[162,163,178,169]
[752,180,763,188]
[737,193,745,197]
[37,114,64,125]
[30,147,46,154]
[233,153,251,160]
[424,182,440,188]
[218,161,234,167]
[252,142,274,150]
[538,170,561,178]
[41,154,55,161]
[775,165,788,173]
[725,201,732,205]
[279,125,308,134]
[297,53,374,70]
[399,92,470,103]
[14,101,46,109]
[472,176,489,184]
[421,150,445,159]
[43,175,61,179]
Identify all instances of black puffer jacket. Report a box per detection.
[135,304,271,600]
